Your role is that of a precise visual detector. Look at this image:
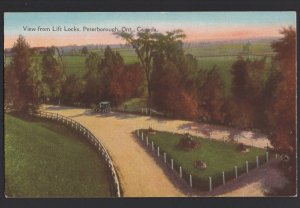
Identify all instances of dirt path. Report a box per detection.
[206,160,288,197]
[42,105,284,197]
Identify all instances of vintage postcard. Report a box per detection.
[4,12,297,197]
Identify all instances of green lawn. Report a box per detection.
[118,97,147,111]
[5,114,114,197]
[140,130,267,191]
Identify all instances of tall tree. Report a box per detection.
[115,29,186,107]
[61,74,85,106]
[230,57,267,128]
[41,46,66,103]
[6,35,44,112]
[267,27,296,194]
[151,52,198,119]
[196,67,226,123]
[82,52,102,105]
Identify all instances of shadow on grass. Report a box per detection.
[5,112,38,123]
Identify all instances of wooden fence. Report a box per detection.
[30,110,121,197]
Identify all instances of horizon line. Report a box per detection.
[4,35,279,50]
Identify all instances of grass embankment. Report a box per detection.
[5,114,114,197]
[140,130,267,191]
[117,97,147,112]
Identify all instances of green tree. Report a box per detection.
[41,46,66,103]
[115,29,186,107]
[61,74,85,106]
[6,35,44,113]
[230,57,267,128]
[82,52,102,105]
[196,67,226,123]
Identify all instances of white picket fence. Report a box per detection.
[136,129,273,192]
[30,110,121,197]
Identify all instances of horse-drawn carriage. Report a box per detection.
[93,101,111,113]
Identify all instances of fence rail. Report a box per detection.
[30,110,121,197]
[135,129,276,193]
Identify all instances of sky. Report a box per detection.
[4,12,296,48]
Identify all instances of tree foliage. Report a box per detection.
[115,29,186,107]
[5,35,44,112]
[41,46,66,102]
[267,27,296,193]
[196,67,226,123]
[80,46,143,106]
[230,57,267,128]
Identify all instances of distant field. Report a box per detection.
[61,55,87,76]
[185,42,273,56]
[4,41,274,85]
[5,114,114,197]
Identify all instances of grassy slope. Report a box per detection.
[5,114,113,197]
[144,131,266,189]
[118,97,147,111]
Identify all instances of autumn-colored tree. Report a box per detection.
[121,64,144,100]
[108,62,143,105]
[6,35,44,112]
[151,55,198,119]
[267,27,296,194]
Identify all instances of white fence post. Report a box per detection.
[275,153,278,159]
[235,166,238,179]
[164,153,167,163]
[152,141,154,151]
[222,171,225,185]
[146,137,149,146]
[171,159,174,170]
[266,152,269,162]
[256,156,259,168]
[179,166,182,178]
[141,132,144,141]
[190,175,192,187]
[246,161,249,173]
[157,146,160,157]
[209,177,212,191]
